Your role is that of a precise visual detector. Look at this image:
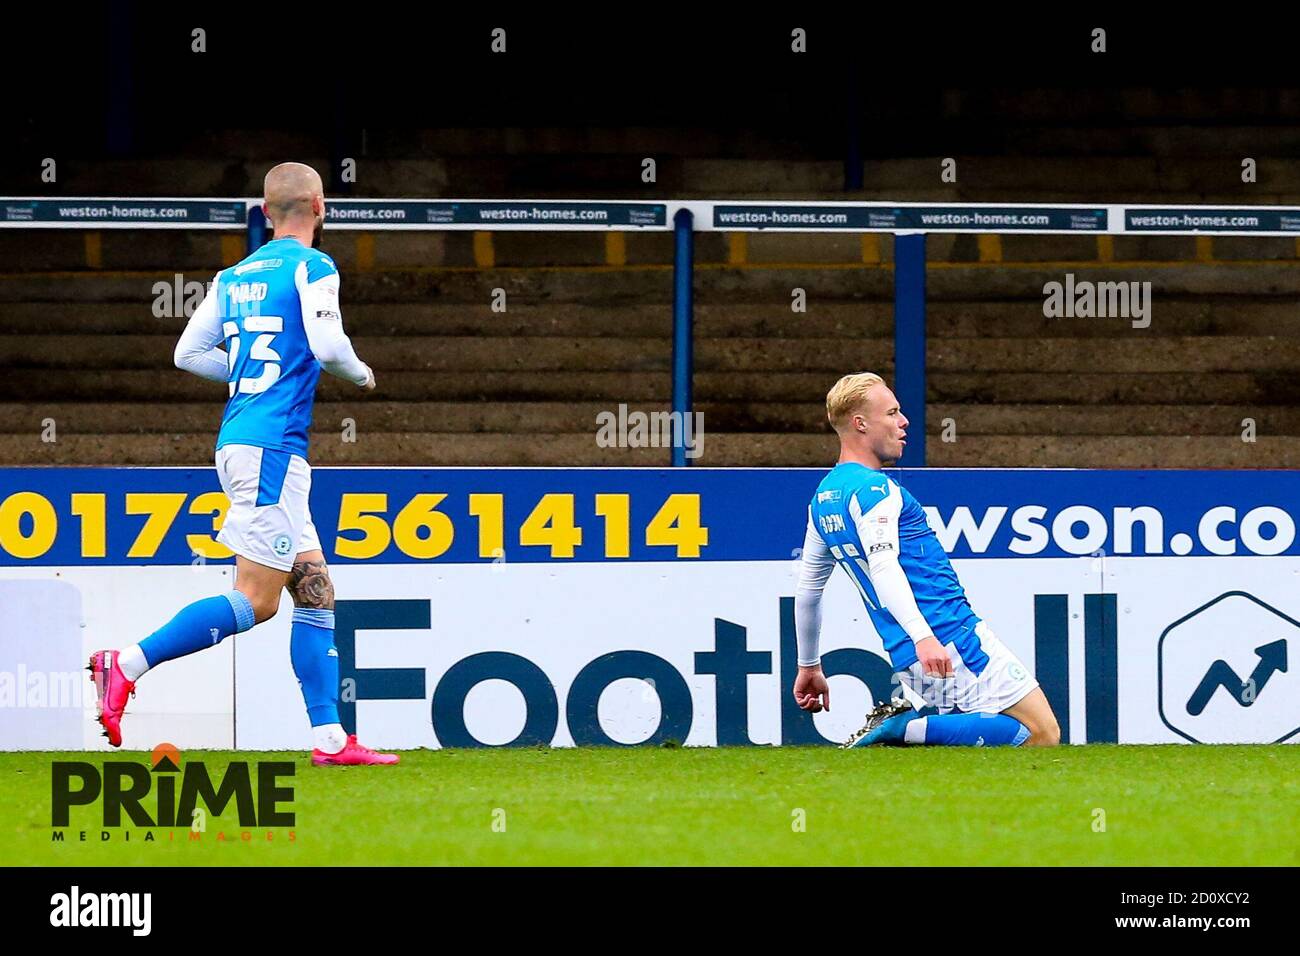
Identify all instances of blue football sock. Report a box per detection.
[138,592,256,668]
[916,712,1030,747]
[858,710,922,746]
[290,608,340,727]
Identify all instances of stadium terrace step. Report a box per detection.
[0,370,673,403]
[0,335,680,373]
[0,301,686,338]
[0,268,701,305]
[699,403,1300,436]
[928,372,1298,406]
[697,434,1300,468]
[923,265,1300,301]
[5,368,1296,408]
[925,404,1300,437]
[694,403,1300,436]
[0,402,670,435]
[0,335,913,374]
[0,231,228,273]
[3,431,1297,468]
[929,436,1300,469]
[8,265,1300,308]
[928,337,1300,374]
[0,433,669,467]
[924,300,1300,339]
[4,299,1300,340]
[4,403,1295,440]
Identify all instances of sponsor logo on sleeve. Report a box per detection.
[233,258,282,275]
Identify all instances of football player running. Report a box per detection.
[89,163,397,766]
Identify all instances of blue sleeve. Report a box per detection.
[305,253,338,284]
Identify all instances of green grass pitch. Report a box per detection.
[5,745,1297,866]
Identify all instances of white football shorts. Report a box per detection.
[896,621,1039,715]
[214,443,321,572]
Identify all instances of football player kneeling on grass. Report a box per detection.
[792,372,1061,748]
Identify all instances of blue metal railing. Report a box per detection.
[246,205,268,252]
[671,209,695,467]
[893,234,927,466]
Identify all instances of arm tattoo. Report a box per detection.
[289,559,335,609]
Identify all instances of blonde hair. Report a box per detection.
[826,372,885,430]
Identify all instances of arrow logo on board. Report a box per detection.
[1186,639,1288,716]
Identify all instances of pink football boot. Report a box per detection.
[311,734,400,766]
[88,650,136,747]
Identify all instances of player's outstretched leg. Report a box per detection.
[90,558,282,747]
[286,552,398,766]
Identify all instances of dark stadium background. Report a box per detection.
[5,8,1299,182]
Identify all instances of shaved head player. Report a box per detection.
[89,163,398,765]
